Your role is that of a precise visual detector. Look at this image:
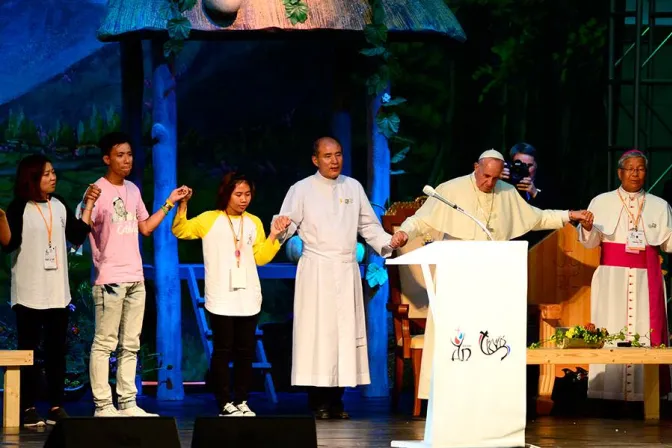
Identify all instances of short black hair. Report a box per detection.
[509,142,537,160]
[99,132,132,157]
[312,136,342,156]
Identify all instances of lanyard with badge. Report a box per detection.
[33,200,58,270]
[225,212,247,290]
[617,190,646,253]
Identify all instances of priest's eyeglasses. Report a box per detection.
[620,167,646,174]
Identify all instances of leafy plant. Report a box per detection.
[361,0,410,176]
[162,0,197,58]
[529,323,665,349]
[282,0,309,25]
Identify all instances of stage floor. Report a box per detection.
[3,391,672,447]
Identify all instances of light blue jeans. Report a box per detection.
[89,282,145,410]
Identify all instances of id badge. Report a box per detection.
[626,230,646,252]
[230,267,247,290]
[44,245,57,270]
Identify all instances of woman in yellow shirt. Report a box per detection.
[172,173,290,416]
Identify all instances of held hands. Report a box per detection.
[84,184,102,206]
[271,216,292,237]
[169,185,192,204]
[390,230,409,249]
[569,210,594,231]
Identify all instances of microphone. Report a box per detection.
[422,185,494,241]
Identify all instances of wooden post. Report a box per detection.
[3,367,20,428]
[362,86,391,398]
[150,40,184,400]
[120,40,145,192]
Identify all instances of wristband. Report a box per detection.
[165,199,174,208]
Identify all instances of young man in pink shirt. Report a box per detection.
[86,132,189,417]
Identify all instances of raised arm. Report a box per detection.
[172,193,215,241]
[139,186,190,237]
[1,200,26,253]
[0,207,10,247]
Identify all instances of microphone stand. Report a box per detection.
[423,187,494,241]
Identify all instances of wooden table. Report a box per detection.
[1,350,33,428]
[527,348,672,420]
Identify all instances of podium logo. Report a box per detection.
[451,330,471,362]
[478,330,511,361]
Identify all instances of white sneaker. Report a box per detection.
[94,406,122,417]
[236,401,256,417]
[119,406,159,417]
[219,402,243,417]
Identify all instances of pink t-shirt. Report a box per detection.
[89,177,150,285]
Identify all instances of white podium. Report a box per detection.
[387,241,528,448]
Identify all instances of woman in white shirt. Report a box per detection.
[0,155,100,427]
[172,173,290,417]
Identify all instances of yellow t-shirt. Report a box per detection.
[172,209,280,316]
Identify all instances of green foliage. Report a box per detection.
[282,0,309,25]
[162,0,197,59]
[362,0,411,175]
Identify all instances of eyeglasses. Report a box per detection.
[620,168,646,174]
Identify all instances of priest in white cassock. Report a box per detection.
[391,149,593,400]
[578,149,672,401]
[275,137,398,419]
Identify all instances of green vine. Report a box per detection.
[362,0,410,176]
[163,0,197,58]
[282,0,309,25]
[529,323,667,349]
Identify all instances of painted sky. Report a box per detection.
[0,0,106,105]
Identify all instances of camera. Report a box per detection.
[506,160,530,185]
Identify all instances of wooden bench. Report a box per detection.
[0,350,33,428]
[527,348,672,420]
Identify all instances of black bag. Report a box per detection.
[551,367,588,416]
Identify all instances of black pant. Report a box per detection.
[208,311,258,407]
[308,387,345,412]
[13,304,68,410]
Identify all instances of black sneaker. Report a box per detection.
[22,408,46,427]
[46,407,69,425]
[218,402,243,417]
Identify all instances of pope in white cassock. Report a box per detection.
[275,137,398,419]
[391,149,593,400]
[579,149,672,401]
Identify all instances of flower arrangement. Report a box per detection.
[529,323,665,349]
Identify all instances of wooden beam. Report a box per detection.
[0,350,33,366]
[527,348,672,364]
[120,40,145,193]
[150,40,184,401]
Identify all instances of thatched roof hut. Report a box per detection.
[98,0,466,42]
[97,0,466,404]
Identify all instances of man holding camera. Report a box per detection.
[501,142,548,208]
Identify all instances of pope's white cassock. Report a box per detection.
[579,187,672,400]
[400,162,572,399]
[277,172,392,387]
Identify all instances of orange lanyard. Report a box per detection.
[224,212,244,267]
[617,190,645,231]
[32,200,53,246]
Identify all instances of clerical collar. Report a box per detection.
[618,186,644,199]
[314,171,340,185]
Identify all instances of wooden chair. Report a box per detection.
[527,223,600,414]
[383,197,440,417]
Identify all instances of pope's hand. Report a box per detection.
[570,210,594,231]
[390,230,409,249]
